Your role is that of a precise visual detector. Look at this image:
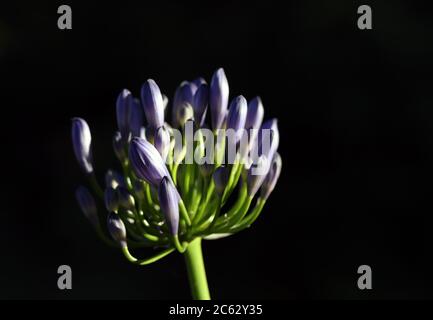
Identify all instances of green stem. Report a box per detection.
[122,246,175,265]
[183,238,210,300]
[192,181,215,225]
[179,200,192,226]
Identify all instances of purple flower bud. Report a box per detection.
[113,131,126,161]
[158,176,179,235]
[71,118,93,174]
[162,94,169,112]
[246,155,269,197]
[227,95,247,142]
[129,137,170,186]
[144,124,155,142]
[154,125,171,161]
[245,97,264,131]
[129,97,144,137]
[138,126,147,140]
[221,112,228,129]
[258,119,280,161]
[104,187,119,212]
[75,186,99,227]
[192,77,206,89]
[116,89,133,142]
[107,212,127,247]
[172,81,195,127]
[141,79,164,130]
[213,166,229,195]
[174,81,195,105]
[260,153,282,200]
[117,186,136,210]
[105,170,126,189]
[193,83,209,127]
[175,102,194,127]
[210,68,229,130]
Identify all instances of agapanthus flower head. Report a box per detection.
[72,68,282,293]
[71,118,93,174]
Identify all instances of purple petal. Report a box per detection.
[75,186,98,227]
[116,89,133,142]
[129,137,169,186]
[210,68,229,130]
[227,95,247,142]
[71,118,93,174]
[193,83,209,127]
[141,79,164,129]
[158,177,179,235]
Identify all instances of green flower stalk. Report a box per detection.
[71,68,281,300]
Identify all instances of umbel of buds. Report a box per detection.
[71,68,281,300]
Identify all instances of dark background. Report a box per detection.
[1,0,433,299]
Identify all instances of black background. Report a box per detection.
[1,0,433,299]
